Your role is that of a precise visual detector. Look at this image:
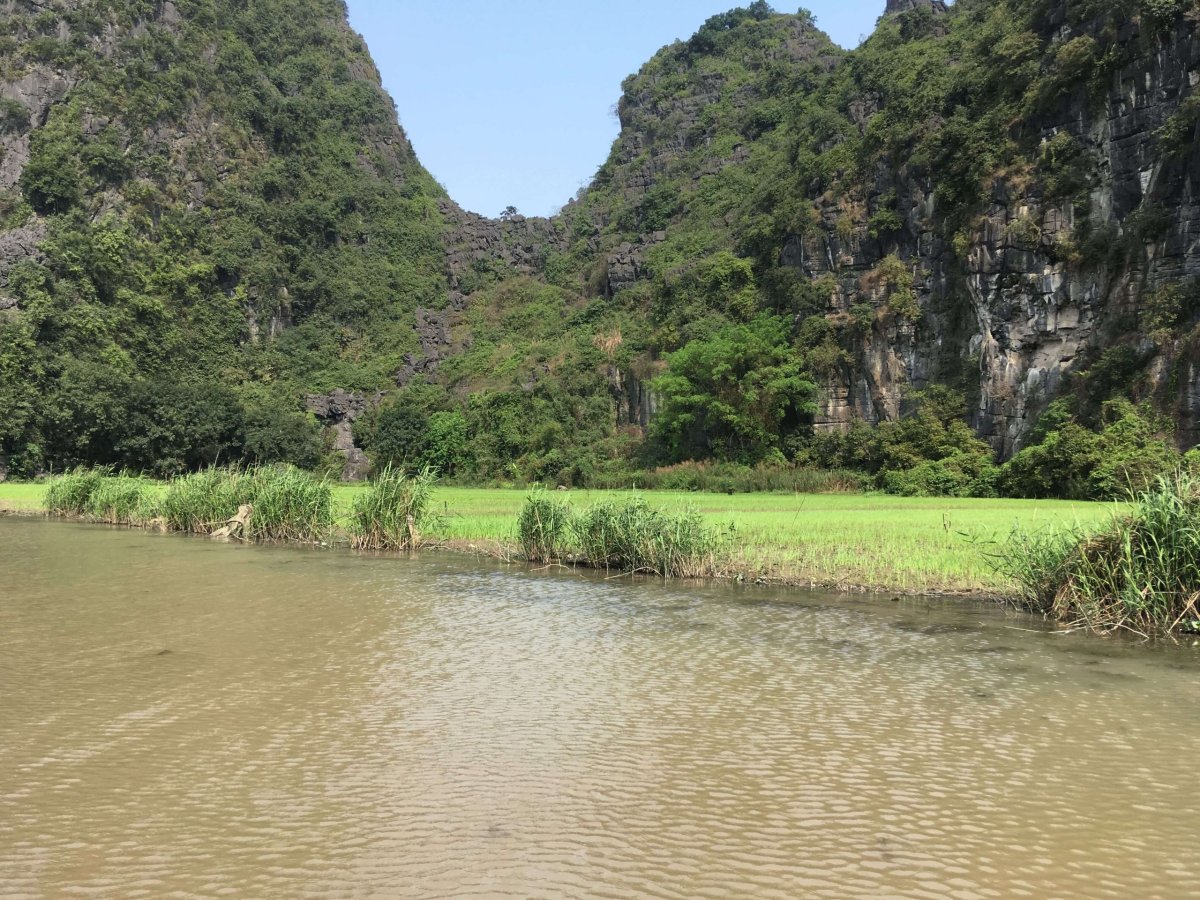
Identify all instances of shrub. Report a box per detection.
[348,466,436,550]
[241,405,326,469]
[517,489,572,563]
[631,460,866,494]
[999,400,1179,500]
[997,474,1200,636]
[882,456,997,498]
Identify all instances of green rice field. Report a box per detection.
[0,481,1118,594]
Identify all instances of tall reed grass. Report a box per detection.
[244,466,334,542]
[160,466,334,542]
[571,498,728,578]
[84,474,158,525]
[998,473,1200,636]
[45,468,107,518]
[162,469,244,534]
[516,489,572,563]
[45,468,157,525]
[349,466,436,550]
[514,493,730,578]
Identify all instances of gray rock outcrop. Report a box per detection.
[884,0,948,14]
[306,390,377,481]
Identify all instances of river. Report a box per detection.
[1,518,1197,897]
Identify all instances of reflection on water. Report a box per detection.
[1,518,1198,898]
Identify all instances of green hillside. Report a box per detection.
[0,0,448,475]
[2,0,1198,498]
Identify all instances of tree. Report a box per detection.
[113,379,244,475]
[423,410,469,475]
[370,399,429,468]
[242,404,326,469]
[651,315,816,463]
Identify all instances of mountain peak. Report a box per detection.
[885,0,948,13]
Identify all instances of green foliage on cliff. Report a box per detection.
[3,0,1196,490]
[0,0,447,475]
[799,388,1000,497]
[999,399,1183,500]
[650,315,817,464]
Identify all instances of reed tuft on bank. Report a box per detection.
[243,466,335,542]
[45,468,158,526]
[161,469,245,534]
[348,466,436,550]
[999,473,1200,636]
[517,489,572,563]
[45,468,106,518]
[84,473,158,525]
[515,492,729,578]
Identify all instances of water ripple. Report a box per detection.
[1,520,1197,897]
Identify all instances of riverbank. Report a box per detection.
[0,481,1113,595]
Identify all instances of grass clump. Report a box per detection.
[349,466,436,550]
[517,489,572,563]
[569,497,729,578]
[45,468,107,518]
[83,473,158,525]
[162,469,246,534]
[243,466,334,543]
[162,466,333,542]
[999,473,1200,636]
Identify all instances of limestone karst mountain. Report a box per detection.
[1,0,1198,491]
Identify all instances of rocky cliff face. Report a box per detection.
[813,4,1200,457]
[577,0,1200,457]
[884,0,947,14]
[4,0,1199,476]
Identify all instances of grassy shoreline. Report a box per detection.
[0,480,1114,595]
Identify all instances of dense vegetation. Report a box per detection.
[346,0,1199,494]
[1000,473,1200,636]
[0,0,447,476]
[3,0,1198,498]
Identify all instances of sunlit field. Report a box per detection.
[403,487,1117,593]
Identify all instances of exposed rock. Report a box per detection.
[605,365,658,428]
[884,0,948,14]
[441,199,568,287]
[395,305,467,386]
[606,243,644,296]
[0,69,75,192]
[305,390,377,481]
[0,223,46,305]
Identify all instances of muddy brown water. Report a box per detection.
[1,518,1198,898]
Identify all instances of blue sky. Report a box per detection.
[346,2,889,218]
